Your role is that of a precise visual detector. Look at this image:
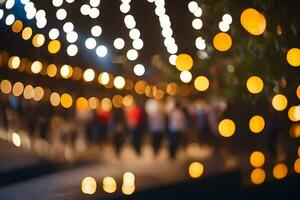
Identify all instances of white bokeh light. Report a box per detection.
[192,18,203,30]
[67,44,78,56]
[85,38,97,49]
[188,1,198,13]
[127,49,138,61]
[80,4,90,15]
[169,54,177,65]
[96,45,108,57]
[63,22,74,33]
[222,14,233,25]
[56,8,67,20]
[113,38,125,50]
[0,9,4,20]
[132,39,144,50]
[133,64,145,76]
[124,15,136,29]
[6,0,15,9]
[5,14,15,26]
[91,25,102,37]
[120,3,130,14]
[90,0,100,7]
[49,28,60,40]
[129,28,140,40]
[52,0,63,7]
[66,31,78,43]
[195,37,206,50]
[219,21,230,32]
[89,8,99,18]
[180,71,192,83]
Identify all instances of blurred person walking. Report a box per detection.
[168,101,186,159]
[145,99,166,155]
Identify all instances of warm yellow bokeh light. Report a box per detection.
[294,158,300,174]
[8,56,21,69]
[251,168,266,185]
[188,162,204,178]
[50,92,60,107]
[33,86,44,101]
[273,163,288,179]
[12,20,23,33]
[180,71,192,83]
[123,172,135,186]
[12,82,24,96]
[47,64,57,77]
[23,85,34,99]
[240,8,266,36]
[72,67,83,80]
[194,76,209,92]
[48,40,61,54]
[81,177,97,195]
[103,177,117,194]
[297,85,300,100]
[218,119,236,137]
[88,97,99,109]
[60,93,73,108]
[135,80,147,95]
[0,79,12,94]
[32,34,45,47]
[298,146,300,157]
[272,94,288,111]
[249,115,265,133]
[286,48,300,67]
[246,76,264,94]
[122,184,135,195]
[101,98,112,112]
[83,68,95,82]
[289,124,300,138]
[175,54,193,71]
[112,95,123,108]
[31,61,43,74]
[12,132,21,147]
[98,72,110,85]
[22,27,32,40]
[250,151,265,168]
[114,76,125,90]
[166,82,177,96]
[122,95,134,107]
[76,97,89,111]
[213,32,232,52]
[288,106,300,122]
[60,65,73,79]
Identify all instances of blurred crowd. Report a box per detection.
[0,94,229,159]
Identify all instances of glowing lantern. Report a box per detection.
[240,8,266,36]
[175,53,193,71]
[213,32,232,52]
